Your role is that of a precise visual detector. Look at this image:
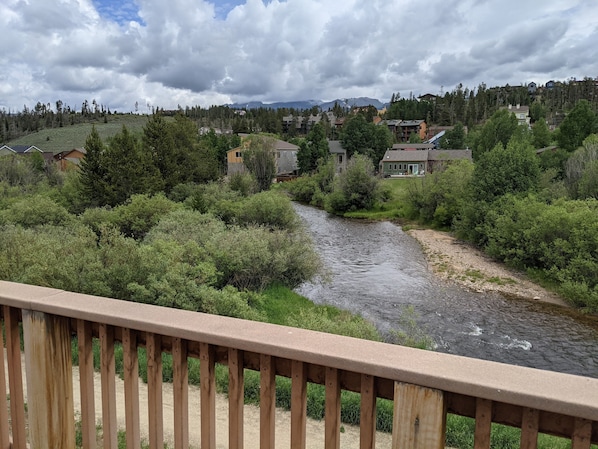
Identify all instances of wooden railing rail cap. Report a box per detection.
[2,280,598,421]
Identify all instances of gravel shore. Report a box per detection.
[407,228,569,307]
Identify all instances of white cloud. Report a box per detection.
[1,0,598,112]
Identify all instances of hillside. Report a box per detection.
[6,114,151,154]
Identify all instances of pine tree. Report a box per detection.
[79,126,108,207]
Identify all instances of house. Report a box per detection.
[380,150,429,176]
[418,93,439,102]
[54,148,87,170]
[227,136,299,176]
[327,140,347,174]
[0,144,53,163]
[398,120,427,142]
[527,82,537,95]
[379,149,472,177]
[505,104,530,127]
[379,119,402,136]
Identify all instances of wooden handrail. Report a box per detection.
[1,280,597,448]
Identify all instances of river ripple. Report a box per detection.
[293,203,598,378]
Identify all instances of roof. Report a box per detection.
[2,145,44,154]
[272,140,299,151]
[381,119,402,127]
[55,148,87,159]
[425,130,446,144]
[392,143,435,150]
[327,140,346,154]
[381,149,472,163]
[382,150,429,162]
[400,120,424,127]
[228,136,299,155]
[428,150,472,161]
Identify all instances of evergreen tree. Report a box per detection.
[79,126,108,207]
[297,123,329,174]
[143,114,177,191]
[103,125,162,206]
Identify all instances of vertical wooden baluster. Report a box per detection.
[4,306,26,449]
[392,382,446,449]
[228,348,244,449]
[200,342,216,449]
[100,324,117,449]
[360,374,376,449]
[23,311,75,449]
[260,354,276,449]
[520,407,539,449]
[147,333,164,449]
[0,314,9,449]
[77,320,96,449]
[173,338,189,449]
[474,398,492,449]
[123,328,140,449]
[571,417,592,449]
[291,360,307,449]
[325,367,341,449]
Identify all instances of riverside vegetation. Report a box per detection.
[286,104,598,314]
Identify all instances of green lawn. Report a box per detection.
[343,177,421,220]
[7,114,153,154]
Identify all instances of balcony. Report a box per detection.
[1,280,597,449]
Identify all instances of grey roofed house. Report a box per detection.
[379,149,472,177]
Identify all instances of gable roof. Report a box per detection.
[0,145,15,153]
[9,145,44,154]
[381,149,472,163]
[382,150,429,162]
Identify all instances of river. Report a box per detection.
[293,203,598,378]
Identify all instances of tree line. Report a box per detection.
[4,78,598,145]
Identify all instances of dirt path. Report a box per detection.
[407,228,569,307]
[70,367,392,449]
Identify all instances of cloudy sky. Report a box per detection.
[1,0,597,112]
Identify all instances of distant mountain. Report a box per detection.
[227,97,386,111]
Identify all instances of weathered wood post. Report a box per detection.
[23,310,75,449]
[392,382,446,449]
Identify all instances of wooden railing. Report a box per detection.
[1,280,597,449]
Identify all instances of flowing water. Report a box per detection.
[293,203,598,378]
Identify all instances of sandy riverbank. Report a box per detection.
[407,228,569,307]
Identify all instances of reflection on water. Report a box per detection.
[294,203,598,378]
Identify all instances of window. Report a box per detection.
[235,151,241,158]
[338,154,343,163]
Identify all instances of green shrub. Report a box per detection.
[111,193,181,240]
[0,195,74,227]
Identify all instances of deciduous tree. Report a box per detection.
[243,135,276,192]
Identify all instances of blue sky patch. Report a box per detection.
[92,0,145,26]
[212,0,247,20]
